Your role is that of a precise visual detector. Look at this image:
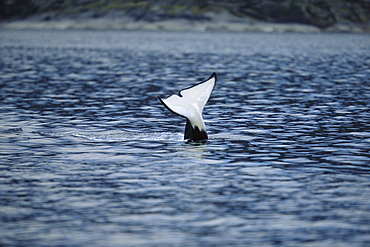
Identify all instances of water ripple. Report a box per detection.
[0,30,369,246]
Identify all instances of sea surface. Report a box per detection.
[1,30,370,246]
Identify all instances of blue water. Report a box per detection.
[1,30,370,246]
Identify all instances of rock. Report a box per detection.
[324,23,365,33]
[0,0,369,33]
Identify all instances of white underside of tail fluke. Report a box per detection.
[158,73,216,135]
[160,94,207,131]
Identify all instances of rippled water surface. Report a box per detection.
[1,30,370,246]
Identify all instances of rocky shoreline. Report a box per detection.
[0,16,366,33]
[1,0,368,33]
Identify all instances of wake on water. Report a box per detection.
[1,128,255,143]
[71,131,184,142]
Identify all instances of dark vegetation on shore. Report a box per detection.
[1,0,369,32]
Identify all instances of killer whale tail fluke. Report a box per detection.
[158,73,217,142]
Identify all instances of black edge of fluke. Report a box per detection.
[157,72,217,143]
[178,72,217,98]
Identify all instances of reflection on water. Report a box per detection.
[0,30,370,246]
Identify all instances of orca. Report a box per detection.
[158,73,217,142]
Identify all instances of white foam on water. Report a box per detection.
[36,130,255,142]
[210,133,257,141]
[71,131,184,142]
